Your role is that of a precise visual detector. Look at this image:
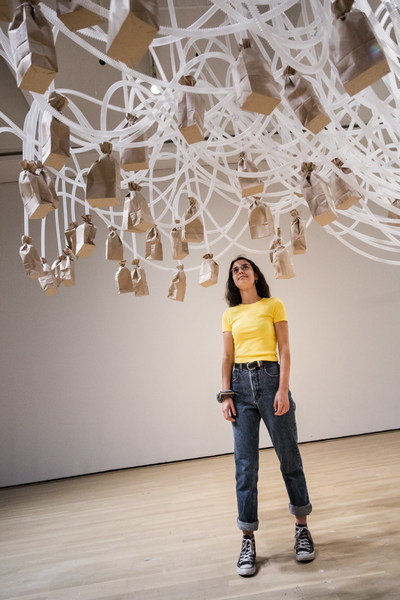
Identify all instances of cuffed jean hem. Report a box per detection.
[237,518,259,532]
[289,502,312,517]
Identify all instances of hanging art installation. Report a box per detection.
[1,0,400,301]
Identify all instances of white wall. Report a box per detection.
[1,181,399,487]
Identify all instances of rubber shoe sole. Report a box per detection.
[237,563,256,576]
[296,550,315,562]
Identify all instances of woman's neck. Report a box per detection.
[240,289,261,305]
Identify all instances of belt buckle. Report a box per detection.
[247,361,258,370]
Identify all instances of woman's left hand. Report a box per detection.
[274,389,290,416]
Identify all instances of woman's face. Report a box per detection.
[231,259,257,290]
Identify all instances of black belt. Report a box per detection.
[234,360,277,371]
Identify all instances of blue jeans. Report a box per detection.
[231,362,312,531]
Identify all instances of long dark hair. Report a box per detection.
[225,256,270,307]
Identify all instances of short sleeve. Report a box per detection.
[273,298,288,323]
[222,308,232,332]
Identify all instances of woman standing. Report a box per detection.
[218,256,314,576]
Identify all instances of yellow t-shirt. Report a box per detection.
[222,297,288,363]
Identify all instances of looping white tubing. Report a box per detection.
[5,0,400,275]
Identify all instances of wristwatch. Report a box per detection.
[216,390,234,403]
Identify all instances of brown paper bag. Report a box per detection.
[115,260,134,294]
[183,197,204,243]
[51,255,63,287]
[120,114,149,171]
[76,214,96,258]
[329,0,391,97]
[145,226,163,261]
[290,209,307,254]
[0,0,12,21]
[168,265,186,302]
[19,235,43,279]
[57,1,104,31]
[60,248,75,287]
[177,75,205,144]
[8,0,58,94]
[122,183,154,232]
[283,66,331,134]
[330,158,361,210]
[37,161,59,209]
[106,226,123,261]
[248,199,275,239]
[19,160,55,220]
[41,92,70,170]
[232,39,281,115]
[86,142,121,208]
[171,222,189,260]
[38,258,58,296]
[238,153,263,198]
[199,254,219,288]
[131,259,149,296]
[300,162,337,226]
[106,0,159,68]
[65,221,78,255]
[387,199,400,225]
[269,236,295,279]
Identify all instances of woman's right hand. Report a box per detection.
[222,397,236,422]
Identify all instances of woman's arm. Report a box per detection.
[274,320,291,416]
[221,331,236,422]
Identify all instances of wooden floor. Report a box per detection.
[0,431,399,600]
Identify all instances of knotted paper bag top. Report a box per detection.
[329,0,390,97]
[290,209,307,255]
[65,221,78,255]
[283,66,331,134]
[183,197,204,243]
[38,258,58,296]
[199,254,219,288]
[122,182,154,232]
[42,91,70,170]
[76,214,96,258]
[131,259,149,296]
[120,114,149,172]
[168,264,186,302]
[171,220,189,260]
[330,158,361,210]
[269,235,295,279]
[106,0,159,68]
[387,199,400,226]
[8,0,58,93]
[232,39,281,115]
[177,75,205,144]
[238,153,264,198]
[145,225,163,261]
[59,247,75,286]
[19,160,56,220]
[86,142,121,209]
[300,162,337,226]
[248,199,275,239]
[57,0,105,31]
[106,226,124,261]
[19,235,44,279]
[115,260,134,294]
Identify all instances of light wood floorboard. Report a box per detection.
[0,431,399,600]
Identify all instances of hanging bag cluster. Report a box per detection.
[329,158,361,210]
[38,258,58,296]
[106,226,123,261]
[76,214,96,258]
[283,66,331,134]
[199,254,219,287]
[145,226,163,261]
[170,221,189,260]
[8,0,58,93]
[122,182,153,232]
[329,0,390,97]
[41,92,70,170]
[19,235,43,278]
[232,39,281,115]
[248,199,275,239]
[115,260,134,294]
[290,209,307,254]
[19,160,57,219]
[168,264,186,302]
[182,197,204,243]
[269,233,295,279]
[237,152,264,198]
[131,259,149,296]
